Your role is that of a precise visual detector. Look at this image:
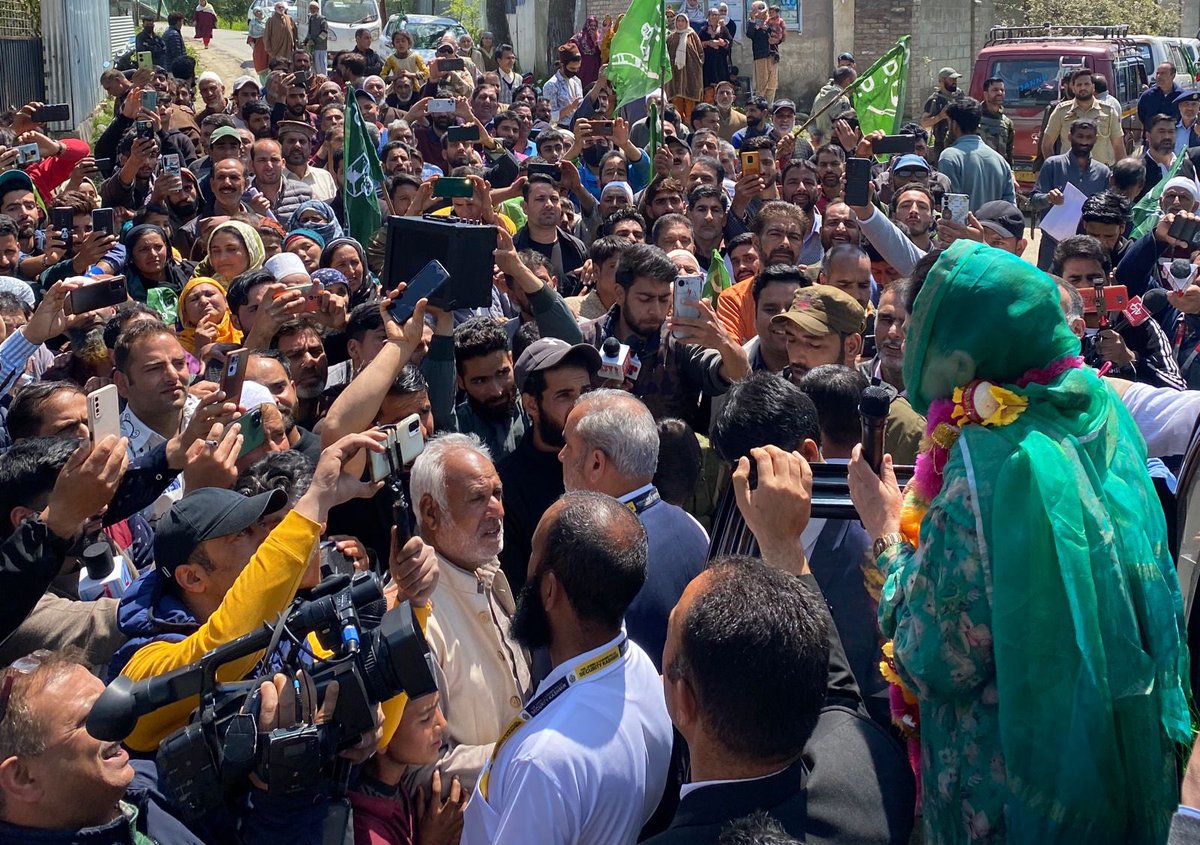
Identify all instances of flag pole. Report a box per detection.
[794,35,908,136]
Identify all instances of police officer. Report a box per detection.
[1175,90,1200,156]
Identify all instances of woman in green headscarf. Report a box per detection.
[194,220,265,284]
[848,241,1191,844]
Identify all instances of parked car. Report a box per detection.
[321,0,383,56]
[1127,35,1197,88]
[247,0,298,29]
[970,24,1146,188]
[382,13,469,64]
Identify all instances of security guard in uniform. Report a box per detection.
[1176,90,1200,156]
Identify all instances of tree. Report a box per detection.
[485,0,512,48]
[546,0,574,71]
[1005,0,1179,35]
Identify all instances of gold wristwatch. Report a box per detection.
[872,532,907,557]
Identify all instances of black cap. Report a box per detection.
[974,200,1025,240]
[514,338,602,392]
[772,99,796,113]
[154,487,289,579]
[838,52,855,62]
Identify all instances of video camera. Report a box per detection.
[87,572,437,821]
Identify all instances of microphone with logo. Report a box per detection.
[859,382,892,475]
[1107,287,1169,335]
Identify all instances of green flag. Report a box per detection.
[1130,154,1185,240]
[853,36,911,139]
[343,92,386,243]
[608,0,671,110]
[702,248,730,306]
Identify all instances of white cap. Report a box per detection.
[240,380,278,411]
[1163,176,1200,200]
[232,75,260,93]
[198,71,223,86]
[264,251,309,282]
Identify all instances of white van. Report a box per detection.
[310,0,384,56]
[1128,35,1197,88]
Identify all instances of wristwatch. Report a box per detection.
[872,532,907,558]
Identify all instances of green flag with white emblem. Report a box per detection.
[608,0,672,110]
[343,92,385,243]
[853,36,911,138]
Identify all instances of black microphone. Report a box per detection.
[859,384,891,475]
[1106,287,1170,334]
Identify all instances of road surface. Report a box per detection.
[192,27,257,87]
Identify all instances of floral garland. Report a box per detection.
[879,355,1085,811]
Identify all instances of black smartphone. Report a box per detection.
[294,71,310,88]
[440,57,465,71]
[389,259,450,325]
[93,157,113,175]
[135,120,155,140]
[844,157,873,207]
[1168,215,1200,250]
[30,103,71,123]
[91,208,115,237]
[527,162,561,182]
[432,176,475,198]
[446,124,480,143]
[66,276,127,315]
[872,134,918,155]
[50,206,73,240]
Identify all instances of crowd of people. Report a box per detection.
[1,4,1200,845]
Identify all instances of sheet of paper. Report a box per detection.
[1040,182,1087,243]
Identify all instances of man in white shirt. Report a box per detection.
[542,45,585,127]
[409,432,531,789]
[278,120,338,202]
[462,491,673,845]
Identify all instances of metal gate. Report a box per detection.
[0,0,45,112]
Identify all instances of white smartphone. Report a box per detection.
[394,413,424,468]
[87,384,121,443]
[370,424,397,482]
[672,274,704,339]
[942,193,969,226]
[427,98,456,114]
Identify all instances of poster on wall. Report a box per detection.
[776,0,802,33]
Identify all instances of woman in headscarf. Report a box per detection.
[847,242,1191,844]
[320,237,378,308]
[666,13,704,125]
[194,0,217,48]
[477,31,498,72]
[285,228,326,273]
[177,276,243,355]
[287,199,344,245]
[195,220,265,284]
[257,216,286,259]
[248,6,270,81]
[600,14,622,64]
[699,7,732,92]
[123,224,194,322]
[570,16,602,90]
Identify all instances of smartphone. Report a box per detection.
[67,276,127,315]
[439,57,465,72]
[291,282,323,313]
[92,208,115,237]
[844,157,873,207]
[370,423,397,481]
[294,71,310,88]
[50,206,73,241]
[590,120,614,137]
[872,134,918,155]
[942,193,970,226]
[93,157,113,175]
[394,413,424,468]
[427,98,456,114]
[527,162,561,182]
[137,51,154,69]
[29,103,71,123]
[15,144,40,166]
[390,259,450,325]
[319,540,357,577]
[1078,284,1129,314]
[1168,215,1200,250]
[740,151,760,177]
[672,274,704,339]
[87,384,121,443]
[135,120,155,140]
[446,124,480,143]
[140,89,158,111]
[160,153,181,177]
[432,176,475,199]
[220,348,249,405]
[235,407,266,459]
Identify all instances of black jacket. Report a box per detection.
[497,429,564,592]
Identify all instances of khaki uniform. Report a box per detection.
[1044,99,1123,165]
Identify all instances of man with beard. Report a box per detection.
[713,81,746,142]
[809,67,856,145]
[813,143,845,213]
[687,185,727,271]
[979,76,1014,164]
[514,174,588,285]
[272,317,332,430]
[1140,114,1181,197]
[729,135,779,224]
[0,171,58,280]
[556,389,706,669]
[433,317,524,460]
[278,121,336,202]
[1032,119,1112,268]
[177,154,258,256]
[731,96,771,149]
[860,277,909,391]
[920,67,963,165]
[196,71,231,123]
[462,490,671,845]
[247,350,322,461]
[409,433,531,790]
[407,93,464,173]
[543,44,585,127]
[714,233,764,342]
[1043,68,1124,166]
[273,76,316,130]
[773,284,864,385]
[250,138,313,219]
[819,201,861,252]
[579,243,749,421]
[498,338,600,590]
[819,243,871,310]
[890,184,934,252]
[99,130,160,211]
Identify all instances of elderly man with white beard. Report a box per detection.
[408,433,532,791]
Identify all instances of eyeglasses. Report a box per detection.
[0,650,49,724]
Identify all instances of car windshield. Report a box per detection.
[323,0,377,24]
[987,57,1082,109]
[403,21,467,49]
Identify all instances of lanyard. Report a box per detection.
[478,637,628,800]
[624,486,660,515]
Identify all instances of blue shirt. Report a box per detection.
[575,148,652,200]
[1138,82,1183,127]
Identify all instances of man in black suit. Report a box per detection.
[645,446,914,845]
